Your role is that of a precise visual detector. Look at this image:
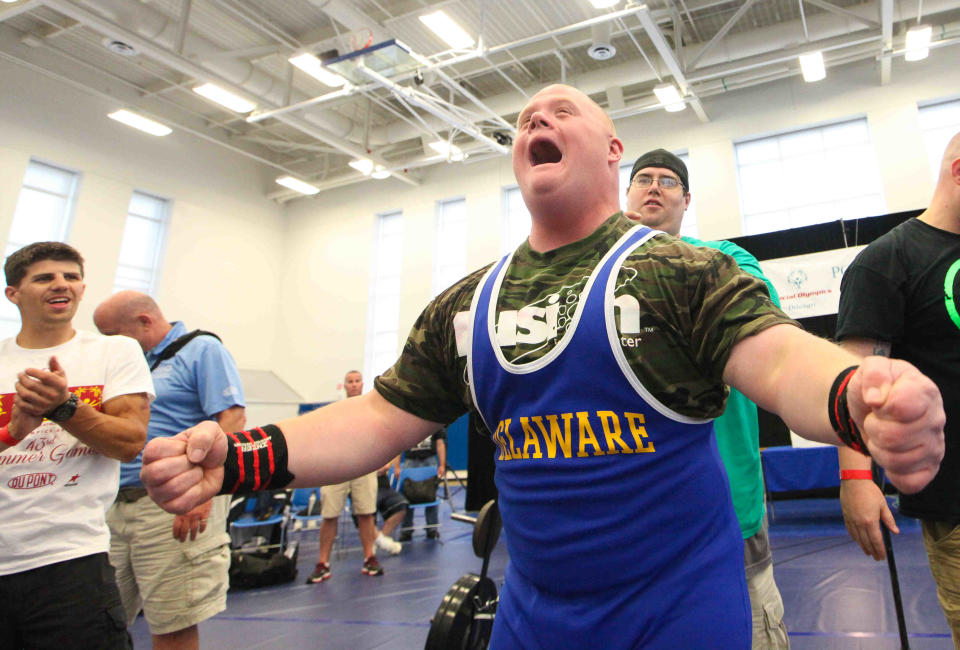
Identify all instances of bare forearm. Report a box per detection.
[724,324,859,445]
[61,399,148,461]
[277,390,442,487]
[215,406,246,434]
[437,439,447,468]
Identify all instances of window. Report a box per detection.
[1,160,80,340]
[113,191,170,294]
[735,119,885,235]
[619,153,699,238]
[501,186,531,255]
[918,99,960,181]
[364,211,404,381]
[432,198,468,297]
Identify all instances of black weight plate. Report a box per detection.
[472,500,501,559]
[425,573,497,650]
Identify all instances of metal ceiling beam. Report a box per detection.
[686,0,758,71]
[354,62,509,155]
[636,5,709,123]
[0,0,43,23]
[42,0,418,187]
[308,0,390,47]
[673,0,704,43]
[175,0,191,55]
[803,0,881,30]
[879,0,893,84]
[434,5,649,69]
[212,0,303,51]
[688,33,882,83]
[0,44,300,177]
[236,135,342,154]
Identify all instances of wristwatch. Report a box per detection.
[45,393,79,423]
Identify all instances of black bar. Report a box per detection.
[873,461,910,649]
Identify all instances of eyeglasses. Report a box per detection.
[631,174,683,190]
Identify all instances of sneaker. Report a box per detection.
[426,529,440,540]
[362,556,384,576]
[375,532,402,555]
[306,562,331,583]
[398,531,412,542]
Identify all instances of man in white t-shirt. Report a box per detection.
[0,242,154,649]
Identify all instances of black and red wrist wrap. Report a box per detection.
[217,424,295,495]
[828,365,870,457]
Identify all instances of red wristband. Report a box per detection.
[0,424,20,447]
[839,469,874,480]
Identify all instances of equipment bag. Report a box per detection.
[229,541,299,590]
[401,475,440,504]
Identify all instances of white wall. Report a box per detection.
[274,156,518,400]
[0,59,286,372]
[279,54,960,399]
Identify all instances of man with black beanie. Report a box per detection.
[626,148,790,649]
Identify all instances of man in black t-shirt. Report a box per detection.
[836,131,960,644]
[398,426,446,541]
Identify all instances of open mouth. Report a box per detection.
[530,139,562,166]
[644,200,663,207]
[47,297,70,305]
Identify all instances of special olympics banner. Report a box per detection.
[759,246,866,320]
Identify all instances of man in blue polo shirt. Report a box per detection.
[94,291,246,650]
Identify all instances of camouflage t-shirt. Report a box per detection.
[374,212,796,424]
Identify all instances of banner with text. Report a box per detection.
[759,245,866,320]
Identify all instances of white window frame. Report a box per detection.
[501,185,531,256]
[432,197,468,298]
[918,98,960,182]
[1,159,80,340]
[364,210,404,382]
[113,190,171,295]
[734,118,886,236]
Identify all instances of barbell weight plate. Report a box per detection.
[425,573,497,650]
[472,499,502,560]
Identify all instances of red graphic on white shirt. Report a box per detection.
[7,473,57,489]
[0,385,103,427]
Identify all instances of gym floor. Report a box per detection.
[130,493,954,649]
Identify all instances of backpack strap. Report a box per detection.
[150,329,221,371]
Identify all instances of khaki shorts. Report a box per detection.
[106,493,231,636]
[321,472,377,518]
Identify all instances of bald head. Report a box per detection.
[525,84,617,136]
[344,370,363,397]
[919,130,960,233]
[94,291,169,351]
[938,131,960,184]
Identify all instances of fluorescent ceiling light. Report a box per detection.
[798,51,826,82]
[652,83,685,112]
[428,140,465,161]
[107,110,172,136]
[419,10,475,50]
[589,0,620,7]
[371,165,391,180]
[349,158,375,175]
[192,83,257,113]
[905,24,932,61]
[289,53,348,88]
[276,176,319,195]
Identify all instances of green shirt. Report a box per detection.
[683,235,781,540]
[376,214,795,436]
